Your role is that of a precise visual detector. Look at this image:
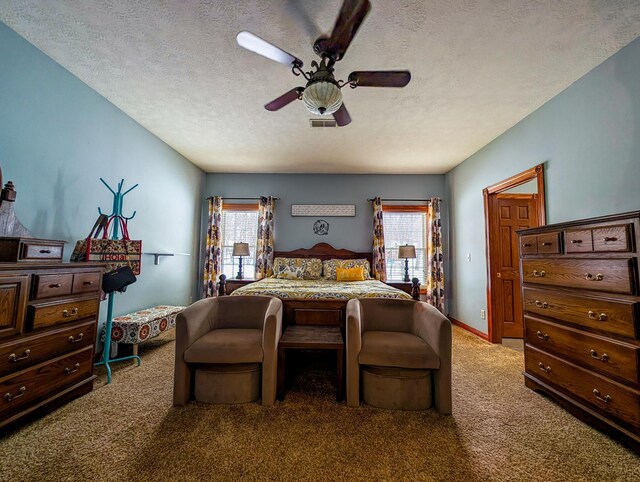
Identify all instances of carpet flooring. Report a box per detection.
[1,326,638,481]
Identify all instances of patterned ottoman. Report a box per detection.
[101,305,185,356]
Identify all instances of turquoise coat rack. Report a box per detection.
[94,178,140,384]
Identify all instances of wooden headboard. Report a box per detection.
[274,242,372,266]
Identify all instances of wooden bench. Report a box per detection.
[101,305,184,356]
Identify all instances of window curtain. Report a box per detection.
[255,196,275,280]
[203,196,223,298]
[427,197,445,312]
[372,196,387,281]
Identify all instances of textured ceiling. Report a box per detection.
[1,1,639,174]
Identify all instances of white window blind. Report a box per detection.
[384,210,427,282]
[221,209,259,279]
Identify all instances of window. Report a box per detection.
[383,206,428,282]
[220,204,259,279]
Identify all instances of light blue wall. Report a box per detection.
[446,36,640,334]
[0,22,205,340]
[205,173,445,252]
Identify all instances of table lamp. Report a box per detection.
[398,244,417,282]
[232,242,250,279]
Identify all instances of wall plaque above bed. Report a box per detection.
[291,204,356,217]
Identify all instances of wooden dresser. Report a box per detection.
[518,211,640,453]
[0,262,103,430]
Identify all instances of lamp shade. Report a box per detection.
[232,242,250,257]
[302,81,343,115]
[398,244,416,259]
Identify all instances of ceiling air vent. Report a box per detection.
[309,118,337,128]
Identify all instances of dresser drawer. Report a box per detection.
[29,298,99,330]
[20,241,64,261]
[33,273,74,299]
[522,287,638,339]
[0,321,95,376]
[522,258,635,294]
[72,272,101,294]
[520,235,538,255]
[565,229,593,253]
[520,232,562,255]
[593,224,632,253]
[0,346,93,420]
[526,345,640,428]
[526,316,640,386]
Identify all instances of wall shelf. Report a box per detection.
[144,252,191,265]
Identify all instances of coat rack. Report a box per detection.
[94,178,140,384]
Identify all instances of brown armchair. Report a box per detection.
[173,295,282,406]
[346,298,452,413]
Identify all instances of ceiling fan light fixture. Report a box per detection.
[302,80,343,115]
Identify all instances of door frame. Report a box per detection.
[483,164,546,343]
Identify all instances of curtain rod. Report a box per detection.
[205,197,280,201]
[366,198,442,202]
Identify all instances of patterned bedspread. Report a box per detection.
[230,278,412,300]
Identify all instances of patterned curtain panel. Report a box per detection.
[427,197,445,312]
[372,196,387,281]
[255,196,275,280]
[203,196,223,298]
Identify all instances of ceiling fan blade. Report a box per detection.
[265,87,305,111]
[237,31,303,67]
[333,103,352,126]
[348,71,411,88]
[326,0,371,61]
[286,0,322,39]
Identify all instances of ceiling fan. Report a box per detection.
[236,0,411,127]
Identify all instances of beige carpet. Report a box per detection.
[1,326,638,481]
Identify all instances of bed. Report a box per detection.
[225,243,414,327]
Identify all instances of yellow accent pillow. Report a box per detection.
[336,267,365,282]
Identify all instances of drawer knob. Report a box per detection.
[603,236,618,242]
[65,363,81,375]
[68,333,84,344]
[83,281,94,285]
[4,386,26,402]
[584,273,604,281]
[587,311,607,321]
[536,331,549,341]
[534,300,548,308]
[39,249,52,254]
[533,270,546,277]
[590,349,609,362]
[541,242,552,246]
[570,239,583,244]
[538,362,551,373]
[8,349,31,362]
[593,388,611,404]
[62,308,80,318]
[522,243,532,247]
[49,283,62,288]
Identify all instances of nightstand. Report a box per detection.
[223,277,255,295]
[386,280,420,300]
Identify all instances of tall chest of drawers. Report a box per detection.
[518,211,640,453]
[0,262,104,430]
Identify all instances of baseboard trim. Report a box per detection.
[449,317,490,341]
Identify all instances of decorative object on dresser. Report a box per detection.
[232,242,250,279]
[398,244,417,282]
[0,167,65,261]
[0,262,104,430]
[518,211,640,454]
